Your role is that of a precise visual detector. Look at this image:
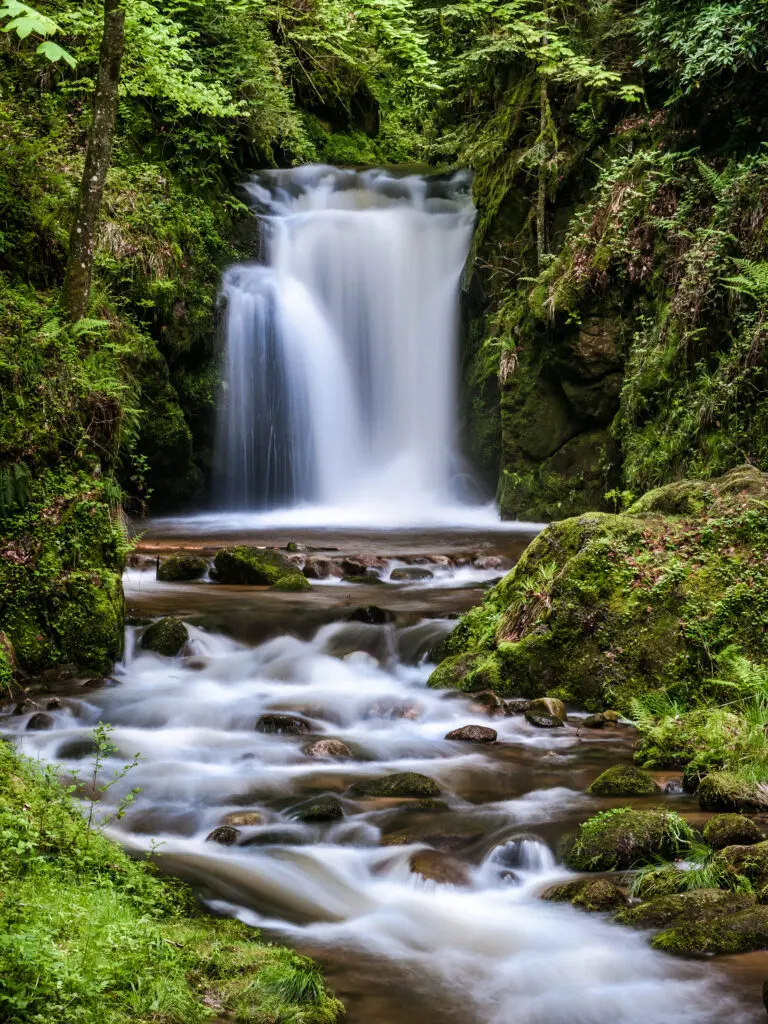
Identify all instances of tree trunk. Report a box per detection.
[61,0,126,323]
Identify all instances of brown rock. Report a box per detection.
[470,690,507,717]
[206,825,240,845]
[528,697,567,722]
[409,849,471,886]
[445,724,497,743]
[222,811,265,827]
[305,739,353,759]
[256,713,312,735]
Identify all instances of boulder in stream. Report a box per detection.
[543,878,628,913]
[206,825,240,845]
[525,711,564,729]
[256,713,312,735]
[304,739,353,759]
[469,690,508,717]
[587,765,660,797]
[303,557,333,579]
[562,808,695,872]
[26,711,54,730]
[697,771,768,813]
[222,810,265,827]
[291,795,344,824]
[444,724,497,743]
[157,551,208,582]
[409,849,471,886]
[703,813,764,850]
[528,697,567,722]
[140,616,188,657]
[347,606,393,625]
[390,566,434,582]
[716,840,768,890]
[349,772,441,799]
[212,545,310,590]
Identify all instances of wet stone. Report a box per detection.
[505,699,532,716]
[291,795,344,824]
[543,878,628,913]
[409,849,471,886]
[581,713,606,728]
[347,606,393,625]
[528,697,567,722]
[525,712,564,729]
[256,713,312,735]
[304,739,353,759]
[141,616,188,657]
[27,712,54,730]
[469,690,507,716]
[349,772,441,799]
[222,810,265,827]
[303,557,333,579]
[444,724,497,743]
[390,566,434,581]
[206,825,240,845]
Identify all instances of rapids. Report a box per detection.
[7,543,762,1024]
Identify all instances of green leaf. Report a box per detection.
[36,39,76,67]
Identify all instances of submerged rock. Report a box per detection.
[444,724,497,743]
[140,616,188,657]
[698,772,768,813]
[390,566,433,581]
[587,765,659,797]
[206,825,240,845]
[562,808,694,872]
[469,690,507,716]
[543,878,627,913]
[703,814,764,850]
[156,551,208,582]
[525,711,564,729]
[256,713,312,735]
[304,739,352,759]
[212,546,310,590]
[347,606,393,625]
[26,711,54,730]
[222,810,265,827]
[291,795,344,824]
[581,713,606,728]
[409,849,471,886]
[349,772,441,799]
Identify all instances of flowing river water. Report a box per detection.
[8,524,768,1022]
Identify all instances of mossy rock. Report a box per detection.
[562,808,694,872]
[616,888,756,930]
[717,840,768,890]
[698,772,768,813]
[349,772,441,799]
[635,708,743,773]
[542,877,627,913]
[0,630,15,689]
[212,546,309,590]
[528,696,567,722]
[703,814,764,850]
[157,551,208,582]
[427,651,503,693]
[587,765,659,797]
[141,617,189,657]
[291,795,344,824]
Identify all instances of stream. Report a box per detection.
[9,524,768,1022]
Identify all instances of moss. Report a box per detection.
[587,764,659,797]
[717,841,768,891]
[698,772,768,813]
[291,795,344,824]
[635,708,743,772]
[157,551,208,582]
[349,772,441,798]
[140,616,189,657]
[213,546,310,590]
[427,651,503,692]
[542,878,627,912]
[616,888,756,930]
[651,908,768,956]
[703,814,764,850]
[562,808,694,872]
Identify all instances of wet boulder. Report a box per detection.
[473,555,502,570]
[703,814,764,850]
[390,566,434,582]
[349,772,441,799]
[256,713,312,735]
[525,711,564,729]
[469,690,507,717]
[506,699,532,716]
[222,810,265,827]
[697,772,768,813]
[587,765,660,797]
[141,616,188,657]
[213,546,310,590]
[26,712,54,730]
[543,878,628,913]
[409,849,471,886]
[304,738,353,759]
[617,889,768,955]
[303,557,332,580]
[291,795,344,824]
[717,840,768,891]
[157,551,208,582]
[562,808,694,872]
[206,825,240,845]
[444,724,497,743]
[581,713,606,728]
[528,697,567,722]
[341,556,387,578]
[347,606,393,625]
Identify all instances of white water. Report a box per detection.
[215,166,478,521]
[7,617,752,1024]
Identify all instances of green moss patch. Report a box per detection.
[562,808,694,872]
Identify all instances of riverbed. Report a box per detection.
[8,524,768,1022]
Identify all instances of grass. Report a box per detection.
[0,740,344,1024]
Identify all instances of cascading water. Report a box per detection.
[215,166,477,519]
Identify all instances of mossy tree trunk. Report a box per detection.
[61,0,126,323]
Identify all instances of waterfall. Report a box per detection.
[215,166,476,518]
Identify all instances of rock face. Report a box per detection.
[304,739,352,759]
[157,551,208,582]
[617,889,768,955]
[409,849,471,886]
[703,814,764,850]
[587,765,659,797]
[349,772,441,799]
[444,724,497,743]
[291,795,344,824]
[698,772,768,813]
[427,469,768,711]
[562,808,694,872]
[543,878,627,913]
[141,616,188,656]
[256,713,312,735]
[213,546,310,590]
